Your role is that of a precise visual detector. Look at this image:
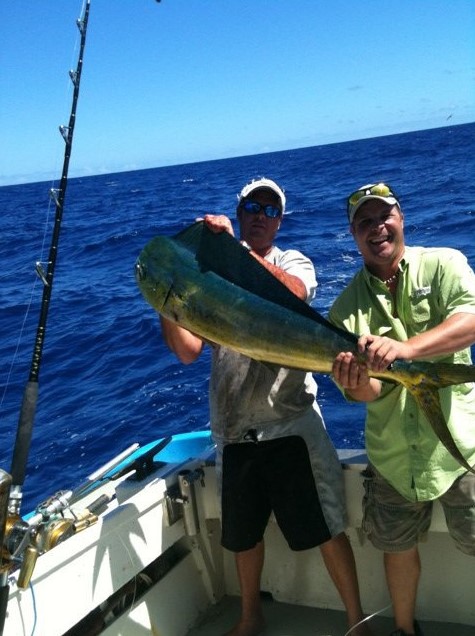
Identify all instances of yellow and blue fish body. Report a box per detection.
[135,222,475,473]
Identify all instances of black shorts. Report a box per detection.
[220,435,332,552]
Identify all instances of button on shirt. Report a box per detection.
[328,246,475,502]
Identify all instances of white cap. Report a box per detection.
[238,177,286,213]
[347,182,400,223]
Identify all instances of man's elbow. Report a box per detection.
[167,340,203,365]
[176,349,201,365]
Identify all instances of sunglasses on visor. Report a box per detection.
[347,183,396,207]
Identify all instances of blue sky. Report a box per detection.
[1,0,473,186]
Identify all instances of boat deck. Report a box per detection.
[7,439,472,636]
[186,594,475,636]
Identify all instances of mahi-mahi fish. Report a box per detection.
[135,221,475,473]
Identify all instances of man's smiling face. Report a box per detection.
[351,200,405,274]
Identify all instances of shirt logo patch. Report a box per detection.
[411,286,431,300]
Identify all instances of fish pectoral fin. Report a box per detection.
[408,383,475,474]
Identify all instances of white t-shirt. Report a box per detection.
[209,245,320,444]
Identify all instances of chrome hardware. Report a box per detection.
[165,468,205,536]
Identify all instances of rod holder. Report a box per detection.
[177,469,204,537]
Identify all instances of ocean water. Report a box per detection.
[1,122,474,512]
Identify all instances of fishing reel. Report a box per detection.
[1,479,99,589]
[1,440,167,590]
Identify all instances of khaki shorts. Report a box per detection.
[362,464,475,555]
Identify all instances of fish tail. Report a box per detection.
[398,372,475,475]
[394,360,475,389]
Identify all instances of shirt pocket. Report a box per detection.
[408,295,432,325]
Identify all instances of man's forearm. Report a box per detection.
[159,315,203,364]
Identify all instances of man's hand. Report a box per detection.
[332,351,382,402]
[358,335,412,372]
[200,214,235,235]
[332,352,370,390]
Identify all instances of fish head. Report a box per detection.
[135,236,175,313]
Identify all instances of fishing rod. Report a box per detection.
[9,0,91,516]
[0,2,91,633]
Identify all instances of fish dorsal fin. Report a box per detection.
[174,221,356,344]
[174,220,205,250]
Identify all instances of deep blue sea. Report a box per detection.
[1,123,474,513]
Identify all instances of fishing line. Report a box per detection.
[8,0,92,508]
[28,580,37,636]
[48,0,87,191]
[342,602,392,636]
[0,212,57,412]
[109,528,140,612]
[42,0,86,259]
[1,0,88,413]
[0,281,41,415]
[0,4,92,635]
[7,573,51,636]
[1,8,90,488]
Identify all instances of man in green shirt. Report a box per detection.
[329,182,475,636]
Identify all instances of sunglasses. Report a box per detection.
[241,200,282,219]
[347,183,398,217]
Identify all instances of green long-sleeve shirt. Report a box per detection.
[329,246,475,502]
